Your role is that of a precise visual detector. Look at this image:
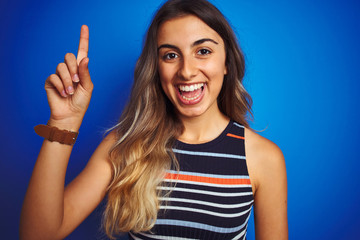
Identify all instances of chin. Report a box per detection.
[176,106,207,119]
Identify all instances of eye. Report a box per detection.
[163,52,178,60]
[197,48,212,56]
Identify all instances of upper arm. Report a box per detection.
[57,131,115,238]
[245,129,288,240]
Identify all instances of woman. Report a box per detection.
[20,0,288,239]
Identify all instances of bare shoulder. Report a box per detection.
[245,128,288,238]
[245,128,284,160]
[99,129,118,148]
[244,128,286,195]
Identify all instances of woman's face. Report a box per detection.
[157,15,227,120]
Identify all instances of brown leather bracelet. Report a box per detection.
[34,124,79,145]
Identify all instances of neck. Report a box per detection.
[177,107,230,144]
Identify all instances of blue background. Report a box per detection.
[1,0,359,239]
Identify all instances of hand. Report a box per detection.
[45,25,93,131]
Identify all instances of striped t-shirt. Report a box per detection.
[130,121,254,240]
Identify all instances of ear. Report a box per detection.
[224,65,228,75]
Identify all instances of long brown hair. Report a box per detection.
[103,0,252,238]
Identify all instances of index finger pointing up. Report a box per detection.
[77,25,89,65]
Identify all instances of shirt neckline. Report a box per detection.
[175,120,233,151]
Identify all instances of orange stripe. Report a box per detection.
[165,173,251,185]
[226,133,245,140]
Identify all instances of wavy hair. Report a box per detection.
[103,0,252,238]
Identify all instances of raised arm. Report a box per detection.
[20,25,113,240]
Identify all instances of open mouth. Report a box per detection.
[177,83,205,101]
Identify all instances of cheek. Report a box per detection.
[158,63,172,84]
[201,55,227,77]
[158,70,172,98]
[203,62,226,82]
[159,79,167,93]
[202,62,226,92]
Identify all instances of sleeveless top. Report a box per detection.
[129,121,254,240]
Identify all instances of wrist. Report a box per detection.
[34,124,79,145]
[47,117,83,132]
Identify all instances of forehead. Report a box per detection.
[157,15,224,46]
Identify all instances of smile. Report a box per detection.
[178,83,204,92]
[177,83,205,103]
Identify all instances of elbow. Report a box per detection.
[19,215,64,240]
[19,229,64,240]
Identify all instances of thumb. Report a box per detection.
[78,57,93,91]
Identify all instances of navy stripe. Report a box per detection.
[130,121,253,239]
[173,148,246,160]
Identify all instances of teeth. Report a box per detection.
[181,94,201,101]
[178,83,204,92]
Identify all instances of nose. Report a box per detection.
[178,55,198,80]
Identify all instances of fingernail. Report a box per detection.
[73,74,80,82]
[61,90,68,97]
[67,86,74,95]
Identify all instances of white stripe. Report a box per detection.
[233,122,245,128]
[234,208,252,240]
[166,170,250,179]
[156,219,248,234]
[138,232,199,240]
[163,179,252,188]
[159,197,254,209]
[232,228,246,240]
[159,205,252,218]
[157,186,253,197]
[173,149,246,160]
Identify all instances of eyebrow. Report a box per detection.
[192,38,218,47]
[157,44,180,52]
[157,38,219,51]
